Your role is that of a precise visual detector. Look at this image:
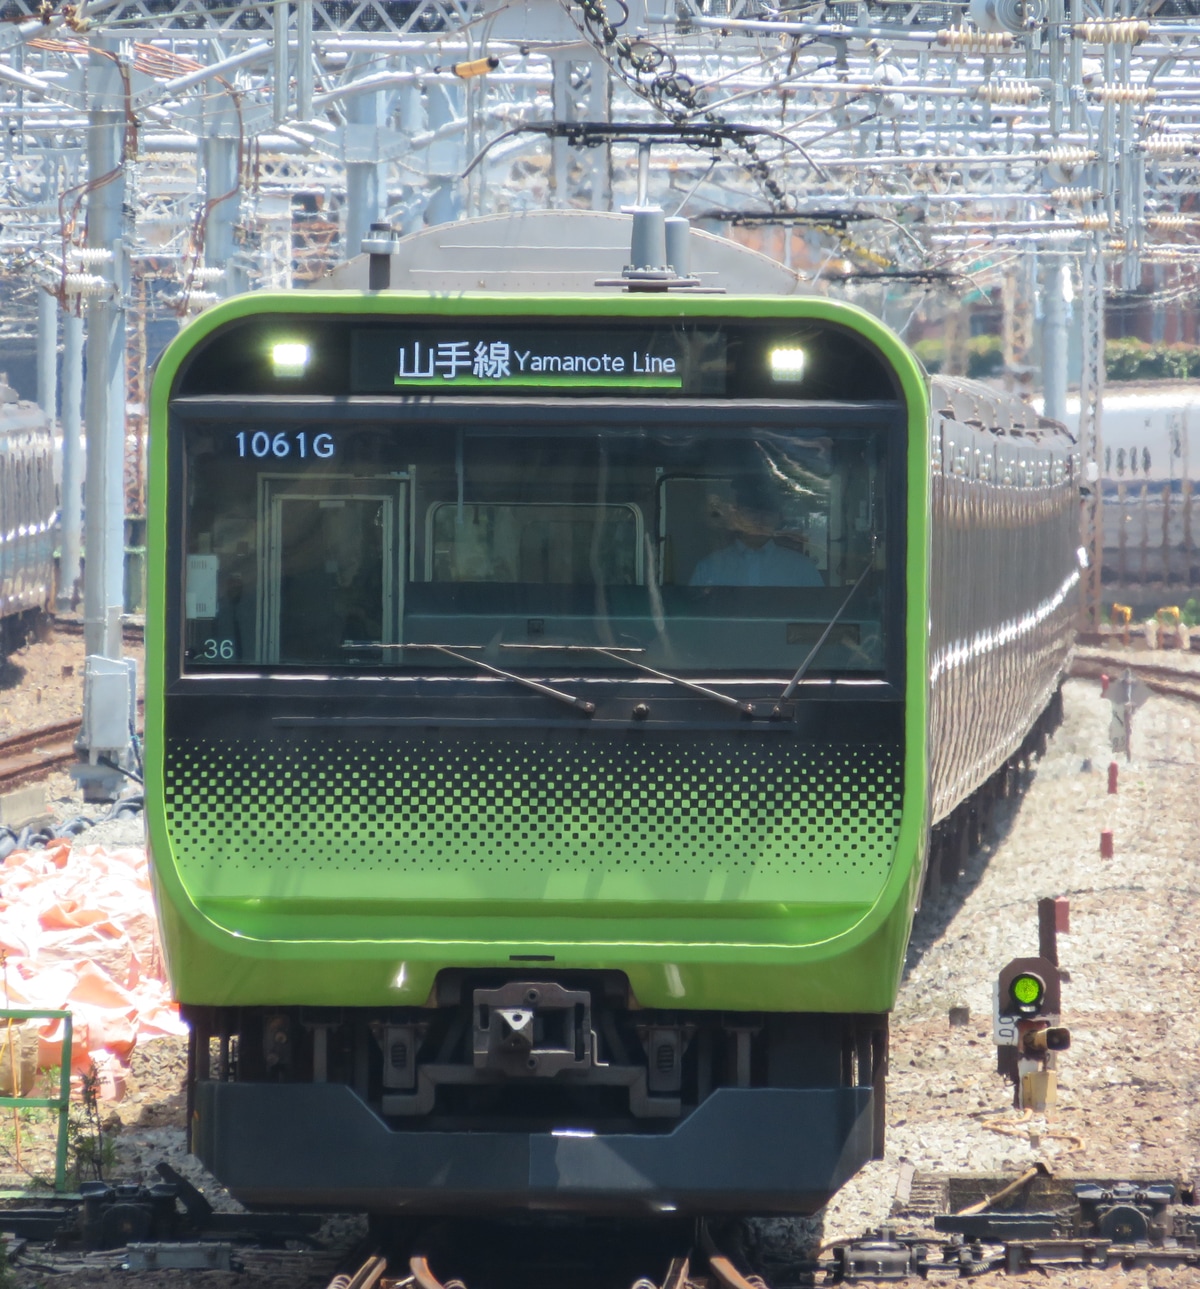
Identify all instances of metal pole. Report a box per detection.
[1079,230,1106,628]
[295,0,312,122]
[344,63,384,256]
[345,152,383,257]
[273,0,289,125]
[58,308,83,612]
[204,132,246,295]
[637,140,651,208]
[1041,255,1069,426]
[77,34,133,801]
[1045,0,1064,138]
[589,56,611,213]
[551,56,570,209]
[1117,0,1138,291]
[83,36,126,663]
[1100,0,1117,234]
[421,82,460,226]
[37,288,57,425]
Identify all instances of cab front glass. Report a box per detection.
[180,412,891,677]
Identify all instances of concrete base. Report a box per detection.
[0,784,48,829]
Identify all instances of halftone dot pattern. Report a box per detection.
[163,736,902,903]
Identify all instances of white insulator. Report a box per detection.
[1088,83,1156,104]
[62,272,108,297]
[872,62,907,118]
[191,266,226,284]
[1078,214,1110,230]
[1142,135,1195,158]
[1073,19,1149,43]
[1106,238,1128,251]
[936,26,1015,51]
[185,290,221,311]
[1147,213,1197,230]
[976,80,1041,104]
[1042,146,1096,166]
[67,247,114,266]
[1050,186,1100,204]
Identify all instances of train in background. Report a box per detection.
[0,373,56,657]
[144,210,1078,1220]
[1045,383,1199,607]
[1096,383,1199,603]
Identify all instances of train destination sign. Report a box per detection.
[350,326,727,396]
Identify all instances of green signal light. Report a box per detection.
[1010,972,1045,1011]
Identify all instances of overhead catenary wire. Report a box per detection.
[0,0,1196,343]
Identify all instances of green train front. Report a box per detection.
[147,294,929,1215]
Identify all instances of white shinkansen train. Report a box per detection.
[1056,384,1200,602]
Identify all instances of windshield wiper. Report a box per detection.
[778,539,877,703]
[342,642,595,714]
[502,643,755,716]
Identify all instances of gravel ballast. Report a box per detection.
[3,674,1198,1288]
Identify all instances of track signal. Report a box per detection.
[994,955,1069,1111]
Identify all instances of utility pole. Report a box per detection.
[36,287,57,427]
[1001,254,1035,394]
[345,59,386,257]
[1041,255,1070,427]
[273,0,289,126]
[58,308,84,612]
[204,116,247,297]
[74,34,135,802]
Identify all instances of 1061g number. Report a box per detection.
[236,431,334,459]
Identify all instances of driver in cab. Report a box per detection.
[690,477,823,588]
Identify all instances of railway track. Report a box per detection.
[50,614,144,644]
[329,1210,1200,1289]
[0,701,145,793]
[1070,652,1200,706]
[332,1244,771,1289]
[0,719,80,791]
[4,1170,1200,1283]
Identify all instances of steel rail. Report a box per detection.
[347,1256,389,1289]
[1071,654,1200,705]
[0,733,77,792]
[0,719,80,763]
[408,1257,441,1289]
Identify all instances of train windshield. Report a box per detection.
[181,415,892,676]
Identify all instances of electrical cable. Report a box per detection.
[0,793,145,862]
[558,0,802,211]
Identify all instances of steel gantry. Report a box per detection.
[1,0,1198,790]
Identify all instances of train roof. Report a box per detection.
[319,209,808,296]
[933,373,1072,445]
[0,374,50,438]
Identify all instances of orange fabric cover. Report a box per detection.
[0,842,186,1069]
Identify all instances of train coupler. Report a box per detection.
[473,981,593,1077]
